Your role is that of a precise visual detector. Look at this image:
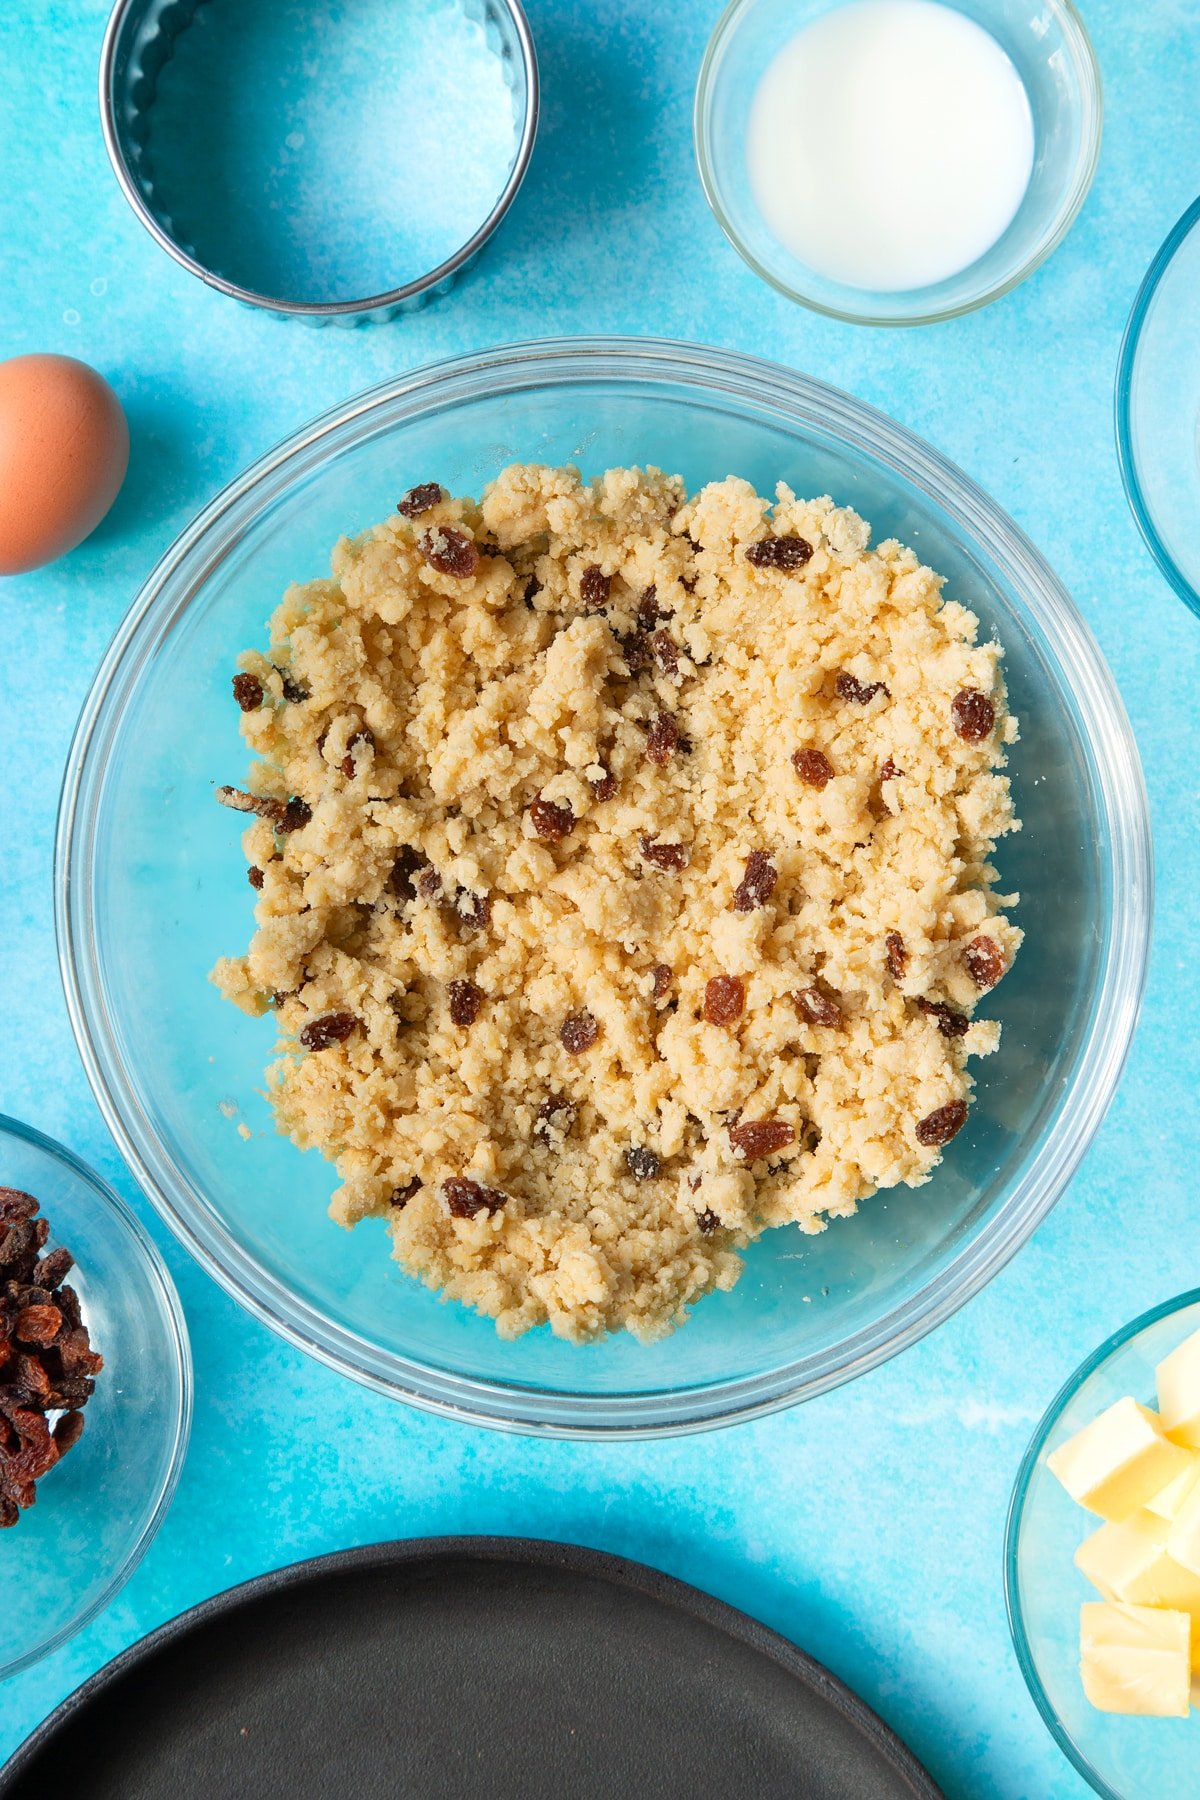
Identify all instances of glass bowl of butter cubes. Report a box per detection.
[1006,1291,1200,1798]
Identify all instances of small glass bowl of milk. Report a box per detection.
[695,0,1101,325]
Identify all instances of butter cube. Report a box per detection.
[1168,1477,1200,1579]
[1079,1603,1191,1717]
[1146,1454,1200,1522]
[1156,1327,1200,1448]
[1075,1512,1200,1665]
[1047,1397,1194,1521]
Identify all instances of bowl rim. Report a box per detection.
[693,0,1104,327]
[0,1111,193,1681]
[1003,1288,1200,1800]
[97,0,540,319]
[1114,194,1200,623]
[55,335,1152,1439]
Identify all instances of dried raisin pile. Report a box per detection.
[0,1188,102,1529]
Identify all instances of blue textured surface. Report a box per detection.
[1,2,1198,1793]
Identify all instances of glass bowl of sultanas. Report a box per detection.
[0,1114,191,1679]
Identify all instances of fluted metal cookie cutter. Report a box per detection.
[99,0,539,324]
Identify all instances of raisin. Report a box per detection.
[52,1411,85,1456]
[391,1177,422,1208]
[951,688,995,742]
[279,671,309,703]
[418,526,479,578]
[534,1096,577,1141]
[640,836,687,871]
[746,535,813,570]
[638,586,662,627]
[916,1099,969,1147]
[791,748,833,789]
[232,673,263,712]
[645,713,679,764]
[965,935,1005,988]
[448,980,482,1027]
[0,1220,39,1271]
[14,1306,62,1346]
[56,1285,83,1330]
[51,1374,95,1411]
[704,974,745,1026]
[0,1190,38,1224]
[389,847,425,900]
[9,1353,51,1405]
[695,1208,720,1234]
[33,1248,73,1288]
[916,998,970,1039]
[625,1146,661,1181]
[729,1118,795,1160]
[298,1011,358,1051]
[444,1177,506,1219]
[649,630,679,678]
[836,671,889,705]
[560,1010,600,1055]
[529,796,575,840]
[397,482,444,517]
[280,797,312,833]
[732,850,776,913]
[580,565,610,610]
[416,868,444,900]
[879,758,902,783]
[248,866,264,890]
[341,728,374,778]
[457,889,491,931]
[795,986,842,1028]
[651,964,673,1001]
[590,768,617,803]
[61,1327,103,1379]
[885,932,907,981]
[619,630,652,673]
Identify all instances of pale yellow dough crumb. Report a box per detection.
[211,464,1022,1343]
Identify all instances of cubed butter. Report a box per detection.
[1075,1512,1200,1668]
[1047,1397,1194,1521]
[1156,1326,1200,1449]
[1079,1602,1191,1717]
[1168,1477,1200,1579]
[1145,1454,1200,1522]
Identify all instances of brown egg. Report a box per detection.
[0,354,129,575]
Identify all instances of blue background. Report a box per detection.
[1,2,1197,1793]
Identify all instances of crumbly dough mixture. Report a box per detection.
[212,463,1022,1343]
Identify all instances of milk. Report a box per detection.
[746,0,1035,292]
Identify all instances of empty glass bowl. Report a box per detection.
[0,1115,191,1679]
[56,338,1150,1436]
[1006,1293,1200,1800]
[694,0,1102,325]
[1116,197,1200,622]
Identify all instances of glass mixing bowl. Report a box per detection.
[1115,196,1200,623]
[1006,1293,1200,1800]
[56,338,1150,1437]
[0,1114,191,1679]
[695,0,1102,326]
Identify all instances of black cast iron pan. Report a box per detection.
[1,1538,943,1798]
